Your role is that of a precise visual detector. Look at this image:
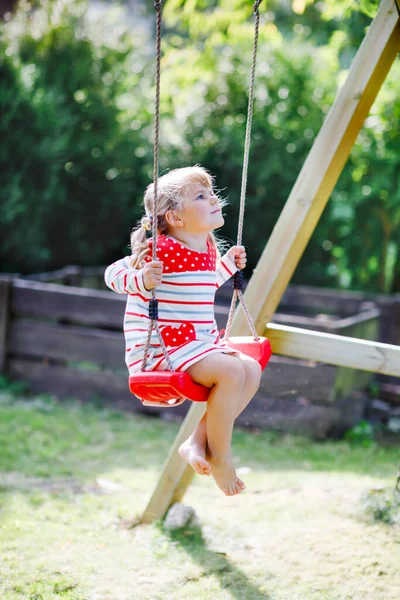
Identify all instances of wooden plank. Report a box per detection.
[20,265,400,317]
[232,0,400,334]
[8,320,124,367]
[235,393,341,440]
[0,277,12,373]
[379,382,400,405]
[22,266,81,284]
[141,0,400,523]
[333,309,380,332]
[11,278,125,329]
[333,313,379,398]
[24,265,106,283]
[11,278,229,331]
[280,285,397,315]
[265,323,400,378]
[380,297,400,347]
[170,465,196,506]
[257,355,336,404]
[270,308,380,333]
[7,358,161,416]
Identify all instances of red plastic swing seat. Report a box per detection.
[129,336,272,407]
[225,336,272,371]
[129,371,209,405]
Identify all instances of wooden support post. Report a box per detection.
[265,323,400,378]
[0,277,12,374]
[140,0,400,523]
[141,404,206,523]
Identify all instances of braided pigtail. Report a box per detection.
[130,216,152,268]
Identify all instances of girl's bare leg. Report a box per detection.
[179,353,262,479]
[178,412,211,475]
[181,354,247,496]
[232,353,263,417]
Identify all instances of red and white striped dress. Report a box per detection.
[104,234,239,375]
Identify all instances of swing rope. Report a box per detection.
[140,0,173,373]
[141,0,265,371]
[223,0,264,342]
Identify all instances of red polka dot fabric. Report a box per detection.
[144,235,217,273]
[105,237,240,377]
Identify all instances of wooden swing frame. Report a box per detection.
[140,0,400,524]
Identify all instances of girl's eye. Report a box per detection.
[196,194,205,200]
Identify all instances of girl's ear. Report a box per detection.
[165,209,184,228]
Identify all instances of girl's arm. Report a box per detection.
[216,253,238,289]
[104,257,148,295]
[216,246,247,289]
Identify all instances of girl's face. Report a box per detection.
[178,183,224,233]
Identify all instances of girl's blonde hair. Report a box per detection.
[130,165,227,268]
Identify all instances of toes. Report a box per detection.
[180,447,211,476]
[198,459,211,475]
[227,485,237,496]
[194,464,206,475]
[199,458,210,469]
[228,482,244,495]
[190,458,211,476]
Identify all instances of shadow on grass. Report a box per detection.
[161,524,272,599]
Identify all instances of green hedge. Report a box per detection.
[0,0,152,272]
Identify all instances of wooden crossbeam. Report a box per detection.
[140,0,400,524]
[265,323,400,378]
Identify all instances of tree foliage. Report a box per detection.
[1,0,399,293]
[158,0,400,292]
[0,0,152,271]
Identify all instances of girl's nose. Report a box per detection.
[210,193,217,204]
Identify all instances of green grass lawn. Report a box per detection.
[0,389,399,600]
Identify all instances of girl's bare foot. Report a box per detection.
[178,441,211,476]
[208,454,246,496]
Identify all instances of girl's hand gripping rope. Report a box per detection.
[227,246,247,270]
[142,260,163,291]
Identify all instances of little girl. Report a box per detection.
[104,166,262,497]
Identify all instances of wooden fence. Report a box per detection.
[22,264,400,398]
[1,273,399,438]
